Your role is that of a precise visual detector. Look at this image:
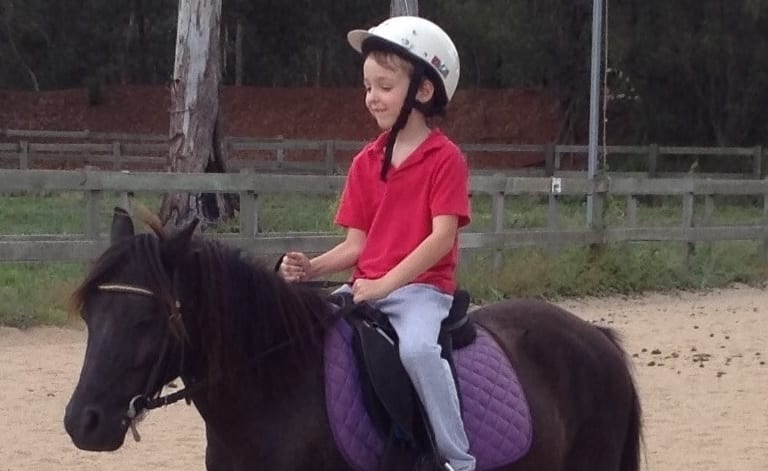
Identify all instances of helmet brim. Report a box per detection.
[347,29,372,53]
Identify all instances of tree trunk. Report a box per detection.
[390,0,418,16]
[160,0,234,230]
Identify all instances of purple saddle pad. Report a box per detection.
[324,319,532,471]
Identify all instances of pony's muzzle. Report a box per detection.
[64,402,127,451]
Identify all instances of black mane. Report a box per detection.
[73,232,334,395]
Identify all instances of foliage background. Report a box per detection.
[1,0,767,146]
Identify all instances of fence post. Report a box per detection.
[491,182,505,272]
[588,177,606,230]
[626,195,638,227]
[19,141,29,169]
[703,195,715,225]
[681,185,695,264]
[703,194,715,252]
[548,177,561,255]
[324,141,335,175]
[276,136,285,169]
[754,145,764,179]
[112,141,122,170]
[239,169,259,236]
[544,143,555,177]
[648,144,659,177]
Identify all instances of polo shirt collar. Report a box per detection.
[368,129,447,170]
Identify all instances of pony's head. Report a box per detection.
[63,207,197,450]
[65,207,330,451]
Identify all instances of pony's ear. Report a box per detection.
[160,218,199,267]
[110,207,134,244]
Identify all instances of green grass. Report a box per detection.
[0,192,163,235]
[458,241,768,302]
[257,193,340,233]
[0,262,85,328]
[2,191,768,327]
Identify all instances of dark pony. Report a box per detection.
[65,209,642,471]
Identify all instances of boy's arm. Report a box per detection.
[351,215,458,302]
[306,227,366,280]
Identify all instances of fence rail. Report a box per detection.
[2,168,767,265]
[1,129,764,178]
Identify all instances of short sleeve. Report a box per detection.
[430,146,471,228]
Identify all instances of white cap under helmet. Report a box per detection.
[347,16,460,104]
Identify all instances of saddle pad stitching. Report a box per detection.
[324,320,533,471]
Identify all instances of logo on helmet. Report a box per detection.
[431,56,450,78]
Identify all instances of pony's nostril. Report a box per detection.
[82,405,102,435]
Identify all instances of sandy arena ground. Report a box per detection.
[1,285,766,470]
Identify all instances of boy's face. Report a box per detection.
[362,54,411,130]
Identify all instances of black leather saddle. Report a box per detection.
[328,290,477,471]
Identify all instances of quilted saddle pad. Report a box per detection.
[324,319,532,471]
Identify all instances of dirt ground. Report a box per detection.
[1,285,766,471]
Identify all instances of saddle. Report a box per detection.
[328,290,477,471]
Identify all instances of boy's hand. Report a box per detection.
[279,252,311,282]
[352,278,394,303]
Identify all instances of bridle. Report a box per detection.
[97,284,154,297]
[96,283,194,442]
[94,281,321,442]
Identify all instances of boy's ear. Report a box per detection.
[416,78,435,104]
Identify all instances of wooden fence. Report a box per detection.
[1,129,765,178]
[1,168,767,265]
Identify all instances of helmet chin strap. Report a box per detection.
[381,62,426,181]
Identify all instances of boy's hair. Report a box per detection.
[367,50,413,74]
[363,40,446,118]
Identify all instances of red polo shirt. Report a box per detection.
[335,129,470,293]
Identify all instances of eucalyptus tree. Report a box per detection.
[391,0,418,16]
[159,0,233,228]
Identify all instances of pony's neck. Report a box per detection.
[177,242,330,400]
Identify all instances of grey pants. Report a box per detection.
[337,283,476,471]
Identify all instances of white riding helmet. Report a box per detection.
[347,16,460,104]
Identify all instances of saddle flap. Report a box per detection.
[347,313,416,441]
